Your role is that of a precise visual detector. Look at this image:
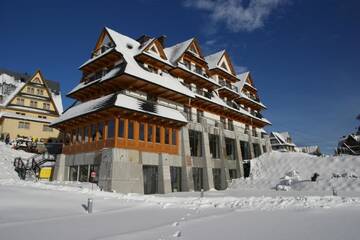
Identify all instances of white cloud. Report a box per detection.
[184,0,288,32]
[234,65,248,73]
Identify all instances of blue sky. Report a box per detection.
[1,0,359,154]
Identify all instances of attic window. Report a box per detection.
[126,43,133,49]
[149,45,157,53]
[221,62,228,70]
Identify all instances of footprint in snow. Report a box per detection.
[172,222,179,227]
[173,231,181,237]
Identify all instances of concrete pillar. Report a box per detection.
[180,126,194,191]
[234,135,244,178]
[201,120,214,191]
[219,128,230,189]
[53,154,66,181]
[99,148,144,193]
[158,153,172,194]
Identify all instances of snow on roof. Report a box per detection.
[51,92,63,114]
[204,50,225,70]
[239,92,267,109]
[271,132,296,146]
[52,93,187,126]
[237,72,250,82]
[74,28,195,99]
[0,111,52,123]
[164,38,194,64]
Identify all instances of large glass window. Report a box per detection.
[170,167,182,192]
[156,126,161,143]
[192,167,204,191]
[213,168,222,190]
[118,119,124,138]
[83,126,89,142]
[240,141,251,160]
[225,138,236,160]
[128,120,134,140]
[209,134,220,159]
[165,128,170,144]
[69,166,78,181]
[107,119,115,139]
[148,125,153,142]
[139,123,145,141]
[171,129,177,145]
[189,130,202,157]
[79,165,89,182]
[91,124,96,141]
[98,122,104,140]
[89,165,99,183]
[253,143,262,158]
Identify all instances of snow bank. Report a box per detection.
[0,142,34,182]
[231,151,360,193]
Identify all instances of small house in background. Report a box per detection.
[0,69,63,142]
[270,131,296,152]
[336,115,360,155]
[295,146,322,156]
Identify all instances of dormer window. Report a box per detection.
[195,65,202,75]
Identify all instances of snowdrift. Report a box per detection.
[230,151,360,193]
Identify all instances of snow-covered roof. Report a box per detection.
[0,111,52,123]
[164,38,194,64]
[271,132,296,147]
[51,92,187,126]
[239,92,267,109]
[74,27,195,99]
[204,50,225,70]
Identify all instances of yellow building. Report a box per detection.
[0,69,63,142]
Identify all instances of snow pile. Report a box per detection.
[0,142,34,182]
[231,151,360,193]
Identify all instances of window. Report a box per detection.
[38,115,47,119]
[30,100,38,108]
[209,134,220,159]
[253,143,262,158]
[195,65,202,75]
[139,123,145,141]
[155,126,161,143]
[147,94,158,103]
[165,128,170,144]
[196,109,203,123]
[27,87,34,94]
[228,119,234,131]
[75,128,81,143]
[43,103,50,110]
[189,130,202,157]
[91,124,96,141]
[16,112,25,116]
[184,106,192,121]
[225,138,236,160]
[263,145,267,153]
[43,125,53,132]
[107,119,115,139]
[98,122,104,140]
[128,120,134,140]
[148,124,153,142]
[79,165,89,182]
[220,117,226,128]
[16,98,24,105]
[118,119,124,138]
[18,121,30,129]
[69,166,78,181]
[147,65,158,74]
[37,89,44,95]
[83,126,89,142]
[184,60,191,70]
[240,141,251,160]
[172,129,177,145]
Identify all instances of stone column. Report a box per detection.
[53,154,66,181]
[180,126,194,191]
[234,135,244,178]
[201,120,214,190]
[219,127,230,189]
[248,133,255,159]
[158,153,172,194]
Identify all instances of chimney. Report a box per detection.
[157,35,167,48]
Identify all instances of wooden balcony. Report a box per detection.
[80,49,123,75]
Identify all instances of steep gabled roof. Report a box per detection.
[205,50,236,75]
[164,38,194,64]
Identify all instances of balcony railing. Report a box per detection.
[219,79,238,92]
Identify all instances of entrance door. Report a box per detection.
[143,165,158,194]
[170,166,182,192]
[192,167,204,191]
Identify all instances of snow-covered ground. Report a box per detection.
[1,142,360,240]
